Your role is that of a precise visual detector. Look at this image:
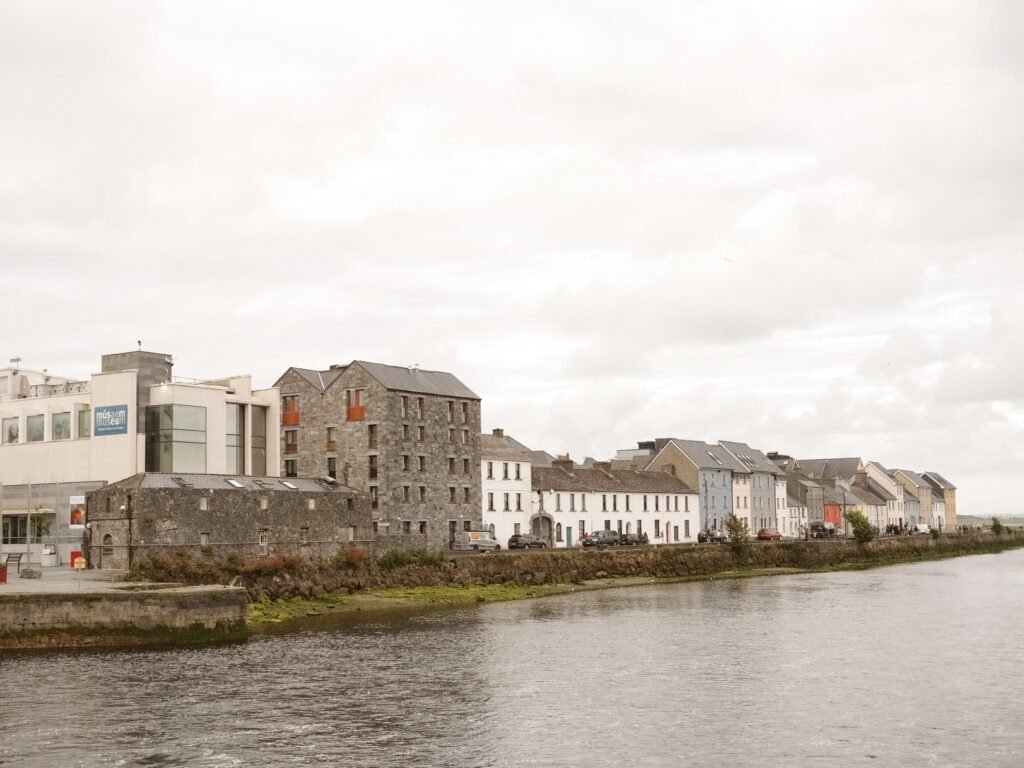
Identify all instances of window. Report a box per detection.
[463,520,471,532]
[226,403,245,474]
[307,499,316,511]
[347,498,354,511]
[260,497,269,510]
[328,457,336,479]
[78,408,91,438]
[503,462,509,479]
[504,493,510,511]
[258,529,269,556]
[369,486,378,509]
[400,396,408,417]
[448,457,456,474]
[284,430,298,453]
[449,487,457,502]
[419,486,426,502]
[654,519,661,538]
[461,402,468,423]
[612,495,617,512]
[674,496,679,512]
[326,427,336,447]
[488,492,495,511]
[369,455,378,479]
[2,515,27,544]
[52,412,71,441]
[102,533,114,556]
[402,520,411,534]
[625,495,630,512]
[2,417,18,444]
[462,429,469,444]
[251,406,267,476]
[556,523,563,542]
[463,458,470,474]
[602,495,607,512]
[145,404,207,473]
[403,485,410,502]
[418,455,426,472]
[416,397,424,418]
[372,522,379,534]
[655,496,660,512]
[27,414,44,442]
[463,487,470,503]
[555,493,561,511]
[200,532,210,547]
[417,425,425,441]
[579,520,586,537]
[402,424,410,440]
[199,497,208,511]
[487,461,494,479]
[368,424,377,448]
[685,496,690,512]
[643,495,648,511]
[569,493,575,511]
[514,523,521,535]
[402,454,410,471]
[418,521,427,534]
[447,401,455,422]
[346,389,365,421]
[515,463,521,480]
[448,428,455,443]
[516,493,522,511]
[736,496,741,508]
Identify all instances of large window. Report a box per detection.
[2,514,27,544]
[26,414,44,442]
[226,403,245,475]
[52,412,71,440]
[145,405,207,473]
[251,406,267,476]
[78,408,91,438]
[3,417,19,444]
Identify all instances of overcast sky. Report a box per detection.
[3,1,1021,515]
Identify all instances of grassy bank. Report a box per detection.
[125,532,1024,627]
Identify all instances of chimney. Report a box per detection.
[492,428,504,438]
[593,461,612,473]
[853,469,868,488]
[552,454,574,472]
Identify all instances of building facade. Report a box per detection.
[719,441,781,533]
[0,351,280,565]
[86,473,369,569]
[480,428,532,547]
[644,439,739,531]
[274,361,482,550]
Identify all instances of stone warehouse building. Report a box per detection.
[86,473,370,569]
[274,361,482,550]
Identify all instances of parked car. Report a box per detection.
[620,532,650,546]
[508,533,547,550]
[458,531,501,551]
[809,521,838,539]
[698,529,729,544]
[756,528,782,541]
[583,530,622,548]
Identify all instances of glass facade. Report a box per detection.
[2,416,18,444]
[145,404,207,473]
[26,414,44,442]
[251,406,267,476]
[226,403,245,475]
[78,408,91,438]
[52,411,71,440]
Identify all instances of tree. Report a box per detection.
[991,517,1005,536]
[844,509,878,544]
[725,514,748,546]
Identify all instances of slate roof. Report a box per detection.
[866,461,895,479]
[786,495,806,508]
[660,439,746,472]
[718,441,783,475]
[797,458,863,481]
[481,434,532,461]
[532,466,695,494]
[863,477,896,502]
[922,471,956,491]
[291,367,344,392]
[894,469,929,487]
[100,473,358,494]
[353,361,480,399]
[848,485,886,506]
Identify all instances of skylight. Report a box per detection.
[280,481,298,490]
[226,479,244,488]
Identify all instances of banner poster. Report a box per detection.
[69,495,86,529]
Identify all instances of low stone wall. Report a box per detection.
[0,587,248,649]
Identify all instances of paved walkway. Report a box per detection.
[0,566,130,594]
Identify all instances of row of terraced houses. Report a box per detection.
[0,349,956,566]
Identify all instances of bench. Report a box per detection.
[3,553,24,574]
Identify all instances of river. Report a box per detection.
[3,549,1023,767]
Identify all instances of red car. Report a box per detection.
[757,528,782,541]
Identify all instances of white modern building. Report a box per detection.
[0,350,280,565]
[480,428,533,547]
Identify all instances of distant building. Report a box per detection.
[274,361,481,550]
[644,439,740,531]
[718,441,783,533]
[532,457,699,546]
[0,350,280,566]
[87,473,369,569]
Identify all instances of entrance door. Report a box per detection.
[448,520,457,550]
[566,527,573,548]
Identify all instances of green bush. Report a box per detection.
[992,517,1005,536]
[843,510,879,544]
[377,548,445,570]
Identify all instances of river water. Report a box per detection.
[3,550,1023,768]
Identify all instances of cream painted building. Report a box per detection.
[0,350,280,565]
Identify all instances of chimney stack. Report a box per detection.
[552,454,574,472]
[492,428,504,438]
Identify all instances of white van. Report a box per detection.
[457,530,501,551]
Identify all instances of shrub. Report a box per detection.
[377,548,445,570]
[337,546,369,570]
[844,510,878,544]
[991,517,1005,536]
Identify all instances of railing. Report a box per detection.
[282,410,300,426]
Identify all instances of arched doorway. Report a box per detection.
[530,513,553,545]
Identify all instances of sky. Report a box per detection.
[2,1,1022,516]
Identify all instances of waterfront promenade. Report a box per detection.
[0,565,129,594]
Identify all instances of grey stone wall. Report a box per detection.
[86,482,371,569]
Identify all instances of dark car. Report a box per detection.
[698,529,729,544]
[583,530,622,548]
[809,521,838,539]
[508,533,546,550]
[620,533,649,546]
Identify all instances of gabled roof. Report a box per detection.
[481,433,532,462]
[786,495,806,507]
[660,439,746,472]
[525,450,558,468]
[848,485,886,507]
[532,466,695,494]
[866,461,896,479]
[351,361,480,399]
[862,477,896,502]
[276,366,345,392]
[797,458,863,481]
[922,471,956,491]
[894,469,929,487]
[718,441,783,475]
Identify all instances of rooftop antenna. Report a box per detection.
[10,356,21,371]
[137,340,142,351]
